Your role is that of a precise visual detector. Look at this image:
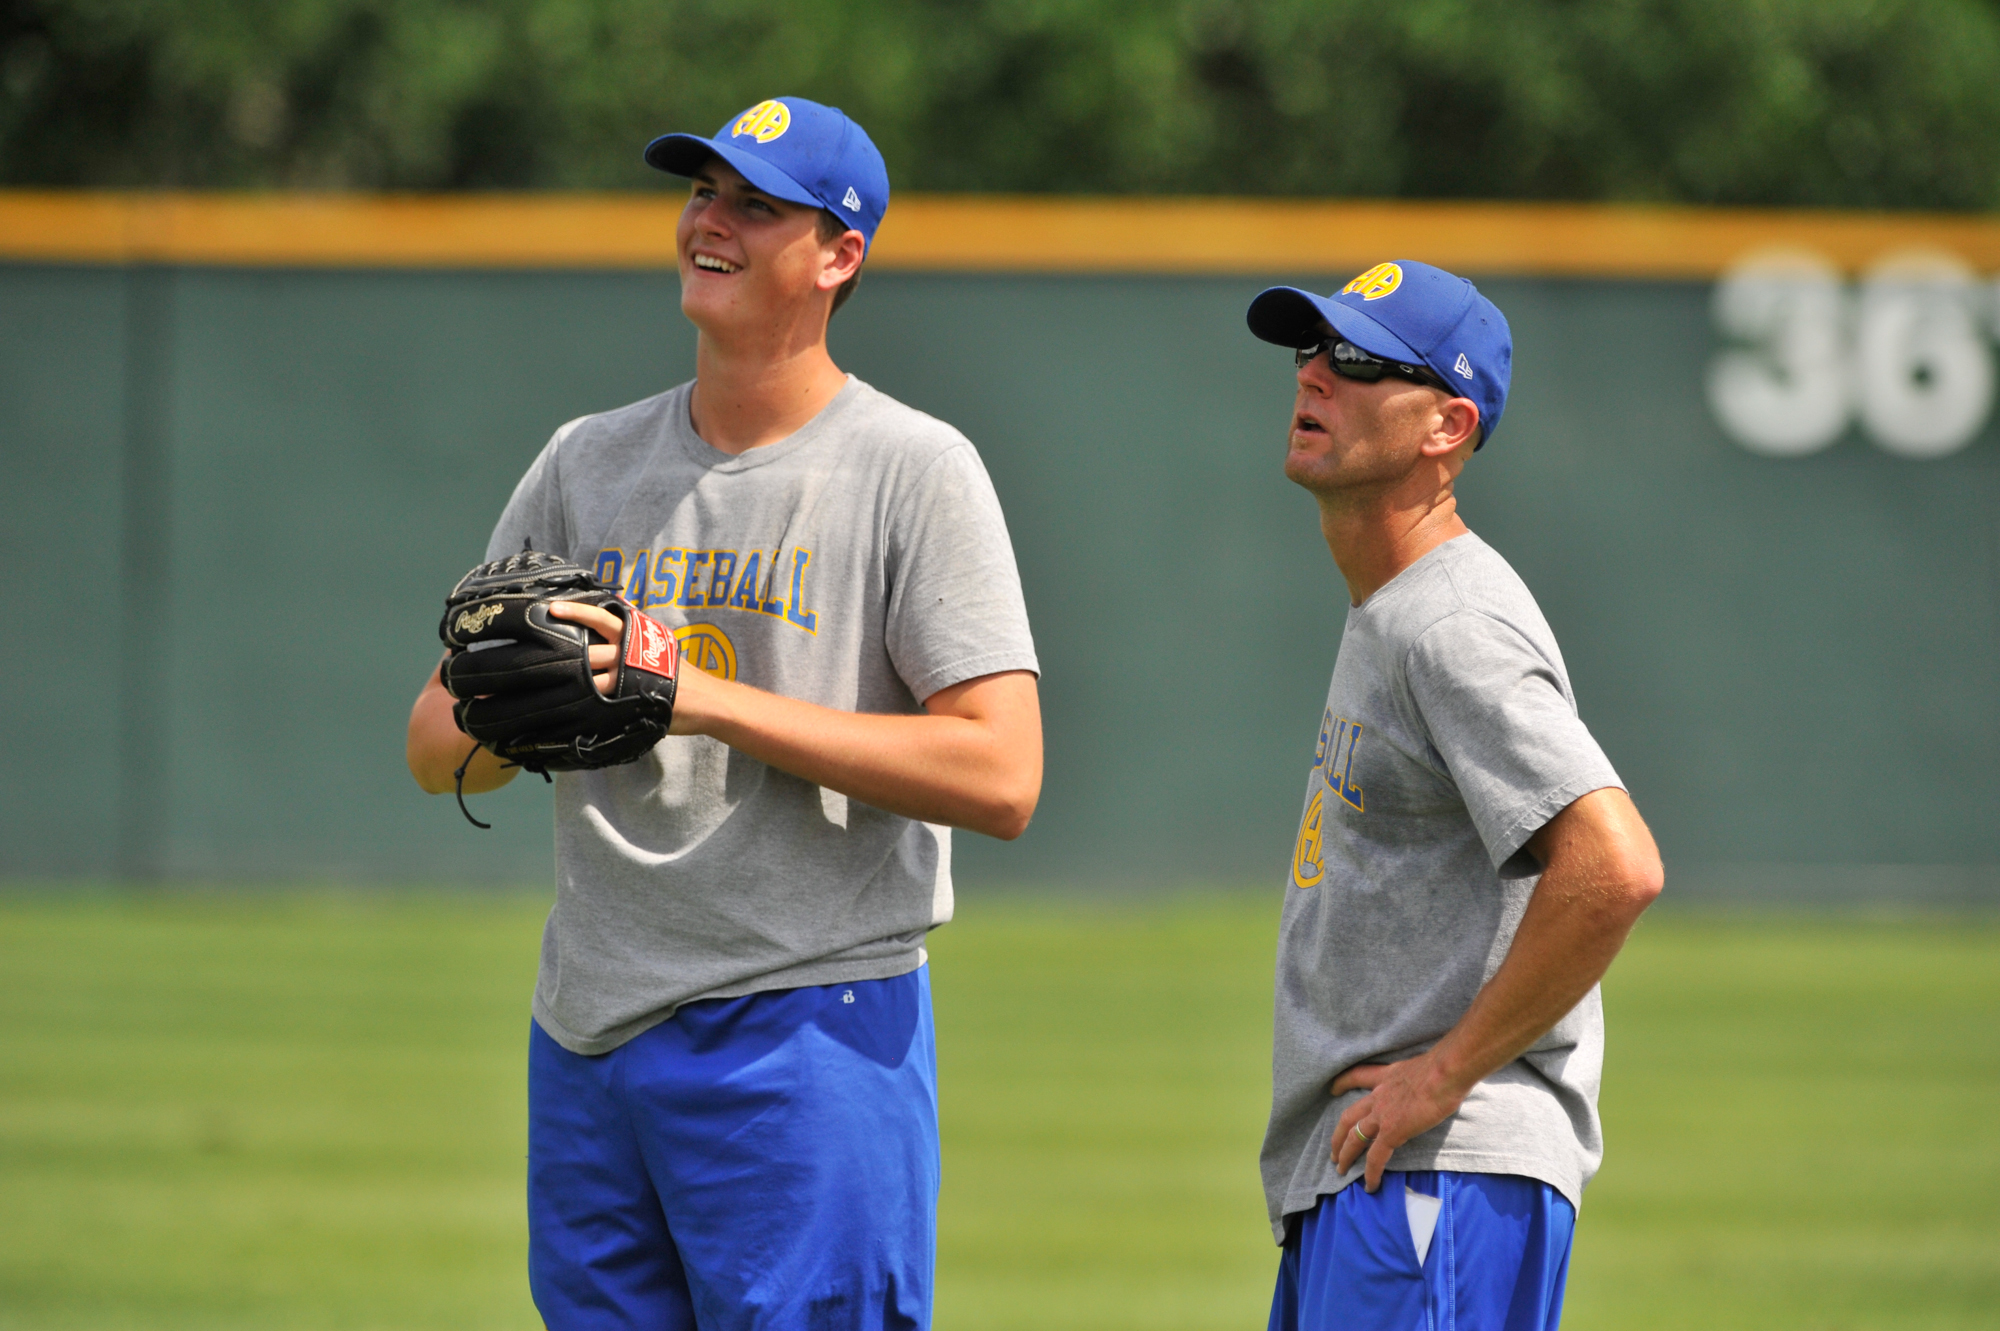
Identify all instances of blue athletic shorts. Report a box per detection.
[527,967,939,1331]
[1268,1171,1576,1331]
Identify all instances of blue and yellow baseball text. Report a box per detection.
[594,545,820,636]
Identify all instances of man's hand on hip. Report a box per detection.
[1329,1055,1471,1193]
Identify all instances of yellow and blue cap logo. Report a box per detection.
[1341,262,1403,301]
[730,100,791,144]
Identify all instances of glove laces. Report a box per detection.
[452,742,551,829]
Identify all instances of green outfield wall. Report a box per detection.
[3,262,1996,898]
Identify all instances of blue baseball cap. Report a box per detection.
[1247,261,1512,446]
[644,97,890,254]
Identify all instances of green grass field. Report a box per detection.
[0,890,1995,1329]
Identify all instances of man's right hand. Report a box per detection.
[1329,1054,1474,1193]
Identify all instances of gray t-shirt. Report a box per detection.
[485,376,1039,1055]
[1263,533,1623,1240]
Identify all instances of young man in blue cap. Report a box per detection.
[1245,262,1663,1329]
[407,97,1042,1329]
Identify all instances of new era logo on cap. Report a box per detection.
[842,186,861,212]
[1454,353,1474,379]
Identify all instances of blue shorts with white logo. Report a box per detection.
[527,967,939,1331]
[1269,1171,1576,1331]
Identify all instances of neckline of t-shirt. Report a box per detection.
[1350,532,1482,615]
[671,375,865,472]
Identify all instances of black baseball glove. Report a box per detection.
[437,549,680,824]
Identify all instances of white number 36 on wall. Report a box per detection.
[1707,248,1997,459]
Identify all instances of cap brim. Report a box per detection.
[642,133,823,211]
[1245,287,1425,366]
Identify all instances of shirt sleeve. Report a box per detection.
[882,442,1040,703]
[1405,609,1623,871]
[483,420,580,563]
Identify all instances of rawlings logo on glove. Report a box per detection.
[625,611,679,677]
[453,601,506,635]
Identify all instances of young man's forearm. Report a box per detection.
[686,670,1042,840]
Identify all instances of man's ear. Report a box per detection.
[1422,397,1481,458]
[817,231,866,292]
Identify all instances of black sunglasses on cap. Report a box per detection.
[1295,336,1453,395]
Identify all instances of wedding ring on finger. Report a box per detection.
[1351,1125,1373,1144]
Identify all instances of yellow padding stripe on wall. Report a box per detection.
[4,191,2000,276]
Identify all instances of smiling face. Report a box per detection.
[675,156,860,340]
[1283,332,1476,500]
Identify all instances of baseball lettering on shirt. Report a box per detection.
[594,545,820,636]
[1316,708,1366,812]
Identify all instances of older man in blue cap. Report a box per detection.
[407,97,1042,1330]
[1245,263,1663,1330]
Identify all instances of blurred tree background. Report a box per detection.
[3,0,1999,207]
